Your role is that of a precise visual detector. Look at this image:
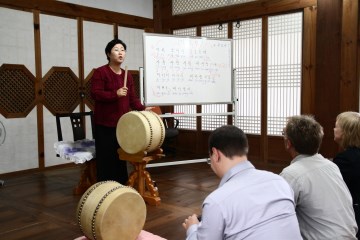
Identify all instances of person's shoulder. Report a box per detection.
[280,162,296,173]
[95,65,108,71]
[337,147,360,158]
[250,168,290,186]
[334,147,360,164]
[254,168,280,178]
[279,162,303,180]
[92,65,110,77]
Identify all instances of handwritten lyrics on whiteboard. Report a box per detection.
[144,34,232,105]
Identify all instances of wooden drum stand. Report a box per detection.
[118,147,164,206]
[73,160,97,195]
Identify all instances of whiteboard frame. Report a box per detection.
[143,32,234,106]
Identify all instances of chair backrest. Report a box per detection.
[56,111,94,142]
[149,106,179,138]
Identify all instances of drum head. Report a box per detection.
[98,190,146,240]
[116,111,165,154]
[77,181,146,240]
[117,111,149,154]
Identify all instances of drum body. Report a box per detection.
[116,111,165,154]
[77,181,146,240]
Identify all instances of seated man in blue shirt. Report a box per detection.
[182,125,302,240]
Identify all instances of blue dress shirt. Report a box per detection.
[186,160,302,240]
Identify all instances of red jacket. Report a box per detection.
[91,65,145,127]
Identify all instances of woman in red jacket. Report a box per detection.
[91,38,152,184]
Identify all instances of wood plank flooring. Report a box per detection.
[0,156,218,240]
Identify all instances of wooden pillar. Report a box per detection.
[33,10,45,169]
[315,0,342,158]
[340,0,359,111]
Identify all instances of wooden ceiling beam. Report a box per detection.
[165,0,317,29]
[0,0,153,29]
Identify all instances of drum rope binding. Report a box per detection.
[77,181,114,234]
[151,111,165,149]
[138,111,153,152]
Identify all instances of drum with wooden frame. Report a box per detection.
[76,181,146,240]
[116,111,165,154]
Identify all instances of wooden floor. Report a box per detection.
[0,155,218,240]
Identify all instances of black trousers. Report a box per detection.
[94,124,128,185]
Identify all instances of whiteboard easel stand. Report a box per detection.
[233,68,238,127]
[140,67,144,104]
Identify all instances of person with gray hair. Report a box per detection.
[280,115,358,239]
[182,125,302,240]
[333,111,360,238]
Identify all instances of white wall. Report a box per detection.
[57,0,153,19]
[83,21,114,76]
[0,8,38,174]
[118,26,144,71]
[0,1,152,174]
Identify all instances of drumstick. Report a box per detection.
[124,66,128,87]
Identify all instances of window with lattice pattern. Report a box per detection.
[267,12,303,136]
[233,19,262,135]
[171,12,303,136]
[172,0,257,15]
[201,24,228,131]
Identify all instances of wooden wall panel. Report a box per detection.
[315,0,342,158]
[0,64,36,118]
[340,0,359,111]
[162,0,316,30]
[302,6,317,114]
[153,0,172,33]
[267,137,291,165]
[177,130,200,153]
[247,135,261,163]
[260,16,268,164]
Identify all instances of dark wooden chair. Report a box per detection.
[152,106,179,155]
[55,111,96,194]
[163,117,179,155]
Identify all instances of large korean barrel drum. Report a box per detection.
[76,181,146,240]
[116,111,165,154]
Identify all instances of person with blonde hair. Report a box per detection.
[333,111,360,238]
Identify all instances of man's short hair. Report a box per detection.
[105,38,127,61]
[208,125,248,158]
[336,111,360,149]
[284,115,324,155]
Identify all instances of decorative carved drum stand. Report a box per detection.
[118,147,164,206]
[73,160,97,195]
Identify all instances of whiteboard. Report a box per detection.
[143,33,233,106]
